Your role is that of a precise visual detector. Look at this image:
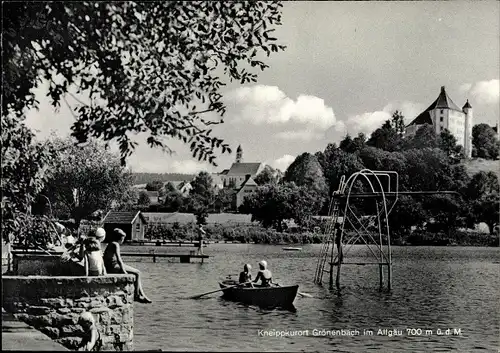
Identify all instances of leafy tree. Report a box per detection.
[145,180,164,192]
[137,190,151,208]
[402,148,451,191]
[367,120,402,152]
[339,133,366,154]
[388,196,426,235]
[3,2,285,165]
[391,110,405,137]
[339,134,354,152]
[162,189,185,212]
[44,138,133,226]
[284,152,327,195]
[472,193,499,234]
[317,144,365,194]
[254,165,280,185]
[164,182,177,193]
[240,182,320,232]
[472,124,500,160]
[423,194,464,234]
[438,129,463,163]
[358,147,409,189]
[465,171,499,200]
[116,187,140,211]
[190,171,215,200]
[188,171,216,219]
[188,194,209,225]
[405,124,438,150]
[1,115,59,243]
[214,188,236,213]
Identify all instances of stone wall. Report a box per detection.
[11,252,85,276]
[2,275,135,351]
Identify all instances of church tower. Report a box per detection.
[236,145,243,163]
[462,100,473,159]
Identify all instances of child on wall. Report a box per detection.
[77,312,102,351]
[82,228,107,276]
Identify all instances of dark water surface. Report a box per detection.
[124,244,499,352]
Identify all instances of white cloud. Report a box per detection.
[169,160,209,174]
[276,130,324,141]
[224,85,336,130]
[344,101,424,137]
[270,154,296,172]
[382,101,425,124]
[460,79,499,105]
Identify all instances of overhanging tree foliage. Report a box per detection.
[3,1,286,165]
[1,115,59,244]
[44,138,134,226]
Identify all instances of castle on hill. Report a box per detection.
[405,86,473,158]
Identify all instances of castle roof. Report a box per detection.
[407,111,433,127]
[424,86,462,112]
[462,99,472,109]
[407,86,463,127]
[225,162,262,176]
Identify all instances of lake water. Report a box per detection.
[123,244,499,352]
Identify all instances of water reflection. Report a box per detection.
[130,244,500,352]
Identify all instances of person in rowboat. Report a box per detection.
[253,260,273,287]
[238,264,253,287]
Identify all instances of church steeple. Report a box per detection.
[236,145,243,163]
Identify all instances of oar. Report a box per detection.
[274,283,313,298]
[190,282,251,299]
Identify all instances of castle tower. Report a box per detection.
[236,145,243,163]
[462,99,473,159]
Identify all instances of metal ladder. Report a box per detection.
[314,176,345,285]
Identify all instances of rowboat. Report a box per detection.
[283,247,302,251]
[219,280,298,308]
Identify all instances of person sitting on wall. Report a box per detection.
[77,312,102,351]
[50,222,76,250]
[103,228,152,304]
[83,237,107,277]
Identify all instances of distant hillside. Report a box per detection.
[132,173,196,185]
[463,158,499,179]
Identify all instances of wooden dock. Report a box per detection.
[120,251,209,263]
[126,240,208,247]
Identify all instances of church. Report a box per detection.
[219,145,265,209]
[405,86,473,158]
[219,145,265,189]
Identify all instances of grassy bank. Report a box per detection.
[145,223,498,247]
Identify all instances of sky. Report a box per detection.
[25,1,500,174]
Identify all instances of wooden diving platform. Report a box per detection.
[125,240,208,247]
[120,252,209,263]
